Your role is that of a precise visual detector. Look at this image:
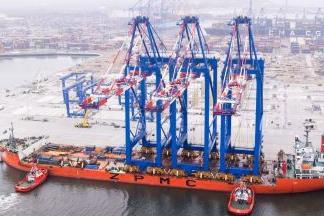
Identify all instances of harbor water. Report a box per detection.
[0,55,90,90]
[1,162,324,216]
[0,56,324,216]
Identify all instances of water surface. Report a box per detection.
[1,162,324,216]
[0,55,90,90]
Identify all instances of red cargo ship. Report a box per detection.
[3,145,324,195]
[2,120,323,195]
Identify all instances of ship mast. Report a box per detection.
[304,119,315,147]
[8,122,16,150]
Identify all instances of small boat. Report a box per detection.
[15,166,48,193]
[228,183,255,215]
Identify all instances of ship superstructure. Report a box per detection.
[294,119,324,177]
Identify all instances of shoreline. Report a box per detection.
[0,52,101,92]
[0,52,100,58]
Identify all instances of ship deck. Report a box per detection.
[4,149,324,194]
[21,143,277,182]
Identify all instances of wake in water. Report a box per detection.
[0,193,20,213]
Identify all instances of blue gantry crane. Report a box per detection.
[61,15,265,178]
[60,72,96,117]
[130,16,218,173]
[214,16,264,176]
[123,16,169,168]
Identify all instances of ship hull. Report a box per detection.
[3,150,324,194]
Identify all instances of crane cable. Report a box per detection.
[149,22,196,100]
[232,24,254,147]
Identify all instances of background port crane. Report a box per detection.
[215,16,264,176]
[75,16,167,128]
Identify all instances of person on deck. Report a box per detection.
[282,160,287,176]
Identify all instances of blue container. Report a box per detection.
[85,164,99,169]
[37,156,59,165]
[85,146,95,152]
[116,158,125,162]
[97,155,107,160]
[112,147,126,155]
[105,146,114,152]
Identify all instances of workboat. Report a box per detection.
[15,166,48,193]
[228,183,254,215]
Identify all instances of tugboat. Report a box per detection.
[228,182,255,215]
[15,166,48,193]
